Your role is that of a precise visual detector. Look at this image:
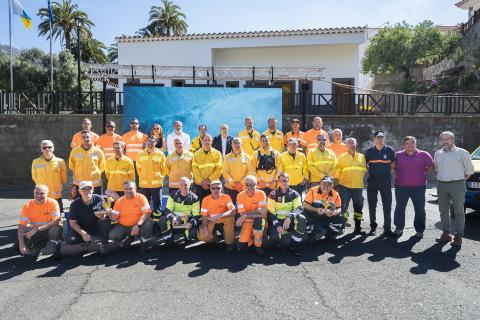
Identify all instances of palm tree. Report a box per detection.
[138,0,188,37]
[107,43,118,63]
[71,30,108,64]
[38,0,94,50]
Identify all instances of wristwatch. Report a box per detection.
[136,224,142,228]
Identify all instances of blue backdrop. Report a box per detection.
[123,86,282,137]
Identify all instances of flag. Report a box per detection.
[11,0,32,30]
[47,0,54,25]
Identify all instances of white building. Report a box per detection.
[116,27,377,96]
[456,0,480,19]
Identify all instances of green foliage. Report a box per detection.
[458,68,478,89]
[107,43,118,63]
[137,0,188,37]
[451,47,465,65]
[438,77,458,93]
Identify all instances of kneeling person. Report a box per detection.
[266,173,306,256]
[109,181,154,252]
[66,181,112,256]
[16,185,63,259]
[303,176,343,241]
[159,177,200,248]
[198,180,236,252]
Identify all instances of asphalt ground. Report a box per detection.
[0,188,479,320]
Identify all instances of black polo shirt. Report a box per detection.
[69,195,104,232]
[365,145,396,180]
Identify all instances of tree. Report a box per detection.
[70,29,108,64]
[362,20,459,79]
[138,0,188,37]
[107,43,118,63]
[38,0,94,51]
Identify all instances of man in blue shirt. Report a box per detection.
[365,131,396,236]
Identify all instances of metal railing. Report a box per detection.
[1,90,479,116]
[460,8,480,35]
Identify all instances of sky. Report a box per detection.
[0,0,468,52]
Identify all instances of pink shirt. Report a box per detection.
[395,150,434,187]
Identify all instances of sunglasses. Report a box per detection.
[80,187,93,191]
[130,122,139,125]
[210,186,221,191]
[107,125,115,128]
[245,183,256,187]
[42,146,53,150]
[318,139,327,142]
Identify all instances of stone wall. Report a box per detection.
[1,114,479,188]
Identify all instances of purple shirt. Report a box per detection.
[395,149,434,187]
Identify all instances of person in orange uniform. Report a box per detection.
[198,180,236,252]
[303,176,344,241]
[284,118,306,152]
[122,118,148,164]
[70,118,99,148]
[165,139,194,195]
[96,120,122,159]
[328,129,347,157]
[249,134,283,196]
[238,116,261,156]
[281,138,309,196]
[236,175,268,256]
[222,137,252,205]
[15,185,63,260]
[108,181,154,252]
[105,141,135,198]
[307,134,337,187]
[303,117,330,154]
[31,140,67,212]
[262,117,284,153]
[69,131,105,196]
[192,134,223,201]
[136,136,167,212]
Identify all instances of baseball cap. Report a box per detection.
[288,138,299,144]
[291,118,300,123]
[374,131,385,138]
[321,176,334,184]
[79,181,93,190]
[210,180,222,186]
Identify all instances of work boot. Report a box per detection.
[99,243,108,257]
[451,235,462,246]
[163,238,174,251]
[139,241,148,253]
[51,243,62,260]
[353,220,362,234]
[226,244,235,253]
[344,218,352,228]
[255,247,265,257]
[368,223,377,236]
[435,232,453,243]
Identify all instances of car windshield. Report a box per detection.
[472,148,480,160]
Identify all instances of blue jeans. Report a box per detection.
[393,185,426,233]
[338,185,364,221]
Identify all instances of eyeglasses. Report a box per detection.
[318,139,327,142]
[245,183,256,187]
[279,179,289,183]
[130,122,139,125]
[80,187,93,191]
[106,125,115,128]
[42,146,53,150]
[210,187,221,191]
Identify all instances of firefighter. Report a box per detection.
[165,139,193,195]
[105,141,135,198]
[262,117,284,153]
[281,138,308,196]
[307,134,337,187]
[222,137,252,205]
[192,134,223,202]
[238,116,261,156]
[303,116,330,154]
[249,134,282,196]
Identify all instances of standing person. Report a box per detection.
[249,134,282,196]
[192,134,223,202]
[307,134,337,187]
[149,123,166,151]
[328,129,347,157]
[105,141,135,198]
[222,137,251,205]
[284,118,305,152]
[281,138,308,196]
[165,139,193,195]
[121,118,148,163]
[434,131,474,246]
[365,131,396,236]
[69,131,105,196]
[303,117,330,154]
[262,117,284,153]
[190,124,208,153]
[15,185,63,260]
[212,124,233,157]
[96,121,122,159]
[236,175,268,256]
[31,140,67,212]
[393,136,435,238]
[66,181,112,257]
[337,138,367,233]
[136,136,167,213]
[70,118,99,148]
[198,180,236,252]
[238,116,261,156]
[166,120,191,155]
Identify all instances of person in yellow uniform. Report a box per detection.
[328,129,348,157]
[337,137,367,233]
[238,116,261,156]
[190,124,208,153]
[262,117,284,153]
[70,118,99,148]
[105,141,135,198]
[136,135,167,213]
[281,138,308,196]
[192,134,223,201]
[31,140,67,212]
[303,117,330,154]
[307,134,337,187]
[69,131,105,197]
[284,118,306,152]
[249,134,282,196]
[222,137,252,205]
[165,139,193,195]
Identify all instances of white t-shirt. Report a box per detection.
[166,131,191,155]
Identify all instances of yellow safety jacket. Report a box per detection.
[307,148,337,183]
[262,129,284,153]
[105,155,135,192]
[166,151,193,188]
[31,155,67,199]
[136,148,166,188]
[192,148,223,185]
[190,135,204,153]
[280,151,309,186]
[250,147,282,186]
[337,151,367,189]
[238,129,261,156]
[222,151,252,190]
[69,146,105,187]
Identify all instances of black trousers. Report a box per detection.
[139,187,162,212]
[367,178,392,230]
[194,184,211,203]
[224,187,239,206]
[65,219,112,245]
[304,209,344,239]
[14,225,63,252]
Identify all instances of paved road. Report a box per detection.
[0,189,479,320]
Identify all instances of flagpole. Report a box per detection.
[48,0,54,92]
[8,0,14,93]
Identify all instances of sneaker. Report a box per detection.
[414,232,424,239]
[451,235,462,246]
[255,247,265,257]
[393,229,403,238]
[435,232,453,243]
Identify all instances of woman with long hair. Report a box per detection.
[149,123,166,151]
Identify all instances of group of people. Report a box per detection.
[17,116,475,260]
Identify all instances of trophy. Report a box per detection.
[172,212,191,229]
